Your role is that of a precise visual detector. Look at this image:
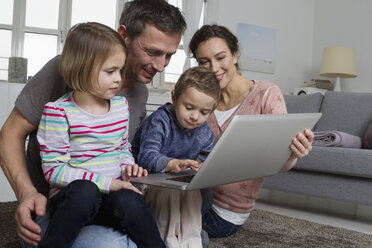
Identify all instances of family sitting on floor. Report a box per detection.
[0,0,313,247]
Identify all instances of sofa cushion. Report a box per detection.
[315,91,372,137]
[363,121,372,149]
[284,93,323,113]
[293,146,372,179]
[263,170,372,205]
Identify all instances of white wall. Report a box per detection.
[0,82,23,202]
[205,0,372,93]
[205,0,316,94]
[312,0,372,92]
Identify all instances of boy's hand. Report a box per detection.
[122,164,148,181]
[110,179,142,195]
[165,159,201,173]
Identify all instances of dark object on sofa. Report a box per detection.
[263,91,372,206]
[362,121,372,149]
[313,130,361,148]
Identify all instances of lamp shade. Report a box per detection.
[320,46,357,78]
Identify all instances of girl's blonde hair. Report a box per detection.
[59,22,127,93]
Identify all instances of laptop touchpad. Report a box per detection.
[166,175,194,183]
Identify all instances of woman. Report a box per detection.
[189,24,314,238]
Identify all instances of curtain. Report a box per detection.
[182,0,205,71]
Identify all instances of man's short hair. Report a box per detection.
[120,0,186,41]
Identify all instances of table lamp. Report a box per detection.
[319,46,357,91]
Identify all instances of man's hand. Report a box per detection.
[165,159,201,173]
[0,107,44,245]
[15,191,47,246]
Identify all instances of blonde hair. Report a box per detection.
[174,66,221,109]
[59,22,127,93]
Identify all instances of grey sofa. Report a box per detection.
[263,91,372,206]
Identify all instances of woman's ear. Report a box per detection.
[232,52,238,65]
[171,90,176,104]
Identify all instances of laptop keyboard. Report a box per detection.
[166,175,194,183]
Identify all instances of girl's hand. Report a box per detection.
[122,164,148,181]
[110,179,142,195]
[289,128,314,159]
[165,159,201,173]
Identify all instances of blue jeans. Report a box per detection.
[21,212,137,248]
[202,208,241,238]
[201,189,241,238]
[25,180,164,248]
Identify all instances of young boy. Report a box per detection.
[131,66,220,248]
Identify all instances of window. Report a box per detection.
[162,0,186,90]
[1,0,123,81]
[24,33,58,76]
[151,0,205,91]
[0,0,62,80]
[23,0,60,78]
[71,0,117,28]
[0,0,13,80]
[164,48,187,89]
[0,0,13,25]
[0,30,12,80]
[1,0,204,87]
[25,0,59,29]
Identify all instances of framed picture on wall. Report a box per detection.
[237,23,276,74]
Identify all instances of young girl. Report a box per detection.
[37,22,164,248]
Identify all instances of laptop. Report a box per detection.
[130,113,322,191]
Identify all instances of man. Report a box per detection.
[0,0,186,247]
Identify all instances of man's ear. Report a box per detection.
[118,25,130,44]
[171,90,176,104]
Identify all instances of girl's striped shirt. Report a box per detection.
[37,92,134,198]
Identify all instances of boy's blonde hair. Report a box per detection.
[59,22,127,93]
[174,66,221,109]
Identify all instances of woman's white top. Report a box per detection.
[212,106,251,225]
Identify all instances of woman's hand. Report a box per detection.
[281,129,314,172]
[165,159,201,173]
[289,128,314,159]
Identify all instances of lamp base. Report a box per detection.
[333,76,341,91]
